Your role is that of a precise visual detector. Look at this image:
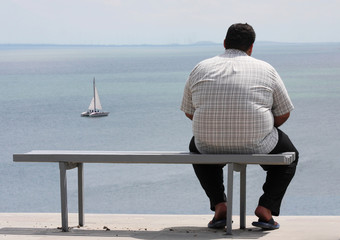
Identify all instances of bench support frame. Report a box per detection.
[59,162,84,232]
[59,162,246,235]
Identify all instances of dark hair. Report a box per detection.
[224,23,256,52]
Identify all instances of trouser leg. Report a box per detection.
[190,137,226,211]
[259,128,299,216]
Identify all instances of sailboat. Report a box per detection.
[81,78,109,117]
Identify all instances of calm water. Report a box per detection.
[1,43,340,215]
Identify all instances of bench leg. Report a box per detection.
[78,163,84,227]
[59,162,69,232]
[226,163,234,235]
[239,165,246,229]
[226,164,247,235]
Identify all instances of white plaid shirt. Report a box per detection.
[181,49,294,154]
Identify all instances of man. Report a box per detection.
[180,23,298,230]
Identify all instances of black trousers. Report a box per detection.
[190,128,299,216]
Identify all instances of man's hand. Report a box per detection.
[185,113,193,120]
[274,112,290,127]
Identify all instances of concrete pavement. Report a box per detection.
[0,213,339,240]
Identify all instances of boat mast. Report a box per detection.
[93,77,96,112]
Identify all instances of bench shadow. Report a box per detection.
[0,226,269,239]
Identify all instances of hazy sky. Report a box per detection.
[1,0,339,45]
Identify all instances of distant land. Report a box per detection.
[0,41,339,49]
[0,41,219,48]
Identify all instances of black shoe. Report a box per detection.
[208,218,226,229]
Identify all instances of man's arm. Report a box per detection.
[274,112,290,127]
[185,113,193,120]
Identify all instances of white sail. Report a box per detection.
[88,87,102,110]
[81,77,109,117]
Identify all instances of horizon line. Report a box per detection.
[1,41,340,48]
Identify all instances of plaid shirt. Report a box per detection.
[181,49,294,154]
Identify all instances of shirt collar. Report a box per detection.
[224,49,248,56]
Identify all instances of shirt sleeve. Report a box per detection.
[271,70,294,116]
[180,76,195,115]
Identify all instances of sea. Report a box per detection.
[1,42,340,216]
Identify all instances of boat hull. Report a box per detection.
[81,111,109,117]
[89,111,109,117]
[81,112,90,117]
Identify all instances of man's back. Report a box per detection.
[182,23,298,230]
[181,49,293,154]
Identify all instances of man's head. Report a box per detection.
[224,23,256,54]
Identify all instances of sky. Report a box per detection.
[1,0,339,45]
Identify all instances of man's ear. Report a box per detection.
[247,44,254,56]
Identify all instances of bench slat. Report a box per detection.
[13,150,295,165]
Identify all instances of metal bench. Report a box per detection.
[13,150,295,235]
